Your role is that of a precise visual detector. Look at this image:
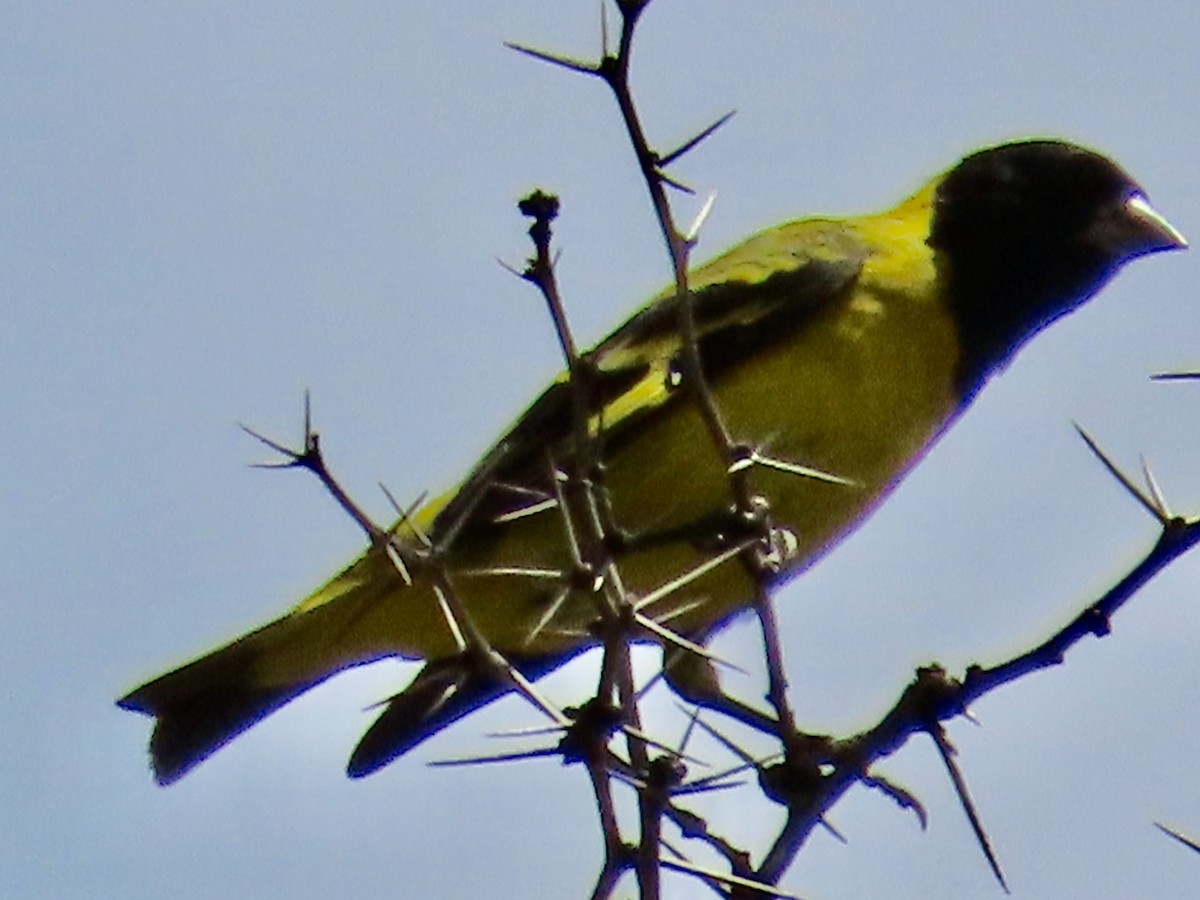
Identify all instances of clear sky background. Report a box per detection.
[4,2,1200,898]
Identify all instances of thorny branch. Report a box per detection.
[499,3,1200,897]
[242,2,1200,897]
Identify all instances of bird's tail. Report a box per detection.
[118,546,422,784]
[118,641,328,786]
[117,542,577,783]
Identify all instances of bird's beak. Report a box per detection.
[1106,192,1188,259]
[1126,193,1188,251]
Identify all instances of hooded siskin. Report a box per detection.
[118,139,1186,783]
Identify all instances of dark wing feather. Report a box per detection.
[432,222,866,537]
[347,652,583,777]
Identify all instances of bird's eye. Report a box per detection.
[666,358,685,389]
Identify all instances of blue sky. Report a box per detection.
[4,3,1200,898]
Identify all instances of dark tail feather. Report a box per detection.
[346,652,580,778]
[118,678,324,786]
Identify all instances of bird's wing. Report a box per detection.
[431,219,867,536]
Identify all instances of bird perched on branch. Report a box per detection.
[119,139,1185,784]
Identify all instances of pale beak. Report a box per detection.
[1121,192,1188,256]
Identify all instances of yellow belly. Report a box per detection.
[431,277,962,658]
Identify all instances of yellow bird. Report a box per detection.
[119,139,1185,784]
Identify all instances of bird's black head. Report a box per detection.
[928,139,1185,396]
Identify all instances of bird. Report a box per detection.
[118,139,1186,785]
